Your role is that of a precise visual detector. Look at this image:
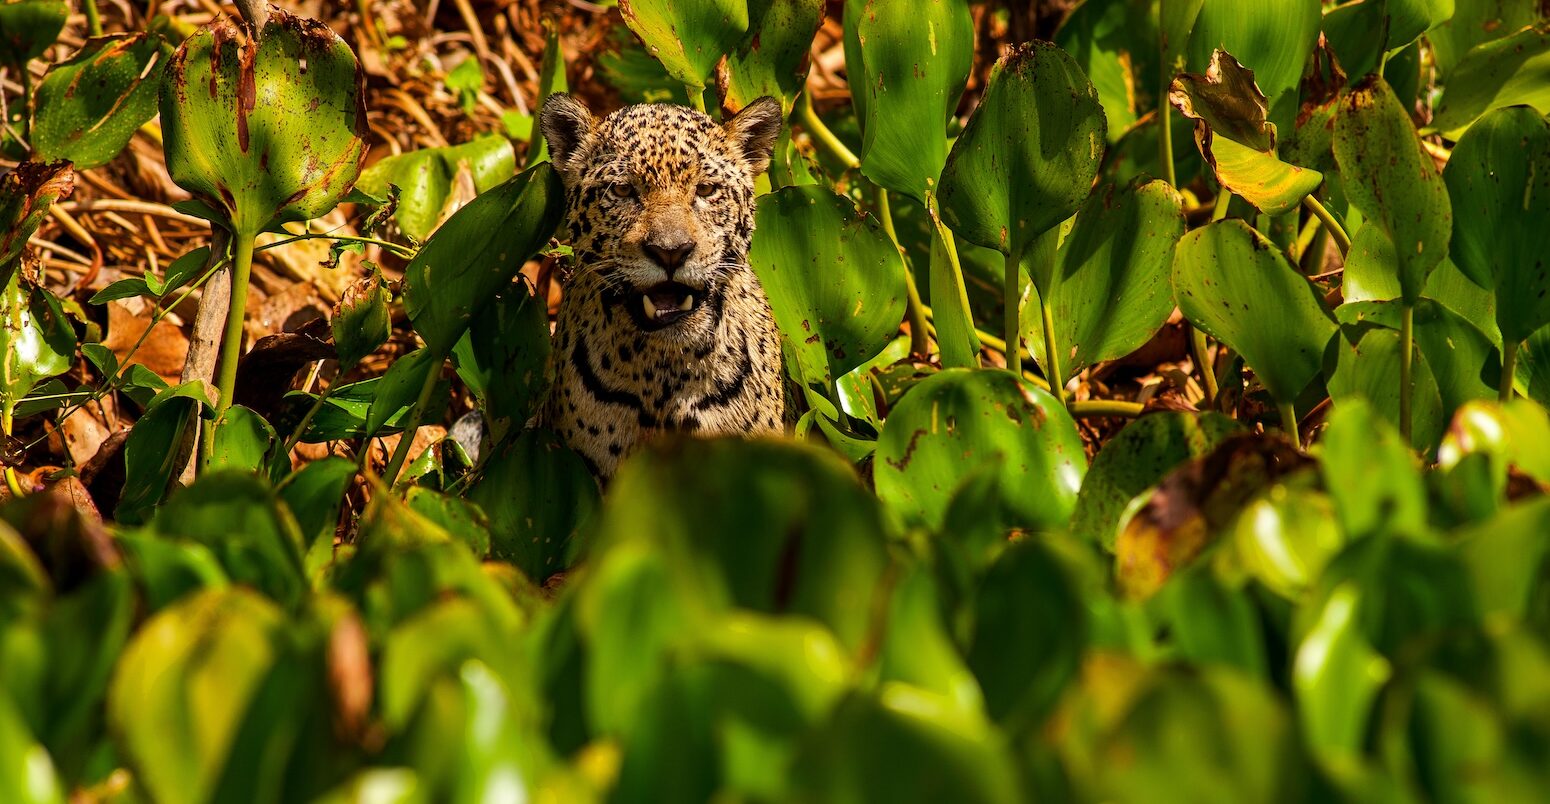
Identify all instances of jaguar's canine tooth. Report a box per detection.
[643,295,658,318]
[678,294,694,311]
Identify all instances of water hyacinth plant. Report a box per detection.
[2,1,1550,802]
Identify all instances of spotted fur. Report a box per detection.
[537,94,786,479]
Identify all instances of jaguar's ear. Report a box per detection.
[540,93,595,174]
[724,97,784,175]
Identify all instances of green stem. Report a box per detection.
[19,67,33,141]
[1003,245,1024,376]
[873,184,929,357]
[1399,303,1414,442]
[1278,400,1301,449]
[1212,189,1233,221]
[1071,400,1144,418]
[1501,338,1520,403]
[84,0,102,36]
[1302,195,1351,256]
[1041,296,1065,403]
[258,232,416,259]
[685,84,707,113]
[212,229,257,423]
[1191,326,1217,408]
[798,92,860,170]
[1159,52,1176,188]
[281,377,335,456]
[27,255,227,450]
[970,324,1050,391]
[380,355,443,488]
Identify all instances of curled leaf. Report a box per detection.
[1169,50,1322,215]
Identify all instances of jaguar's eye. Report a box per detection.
[695,182,719,198]
[610,182,636,199]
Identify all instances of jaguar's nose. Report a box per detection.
[643,239,696,271]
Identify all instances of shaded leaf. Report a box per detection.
[1443,104,1550,344]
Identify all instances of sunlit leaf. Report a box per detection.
[875,368,1085,532]
[159,10,367,235]
[1334,76,1451,304]
[749,185,907,383]
[1172,219,1336,405]
[31,33,173,168]
[843,0,974,201]
[1021,179,1186,382]
[619,0,749,90]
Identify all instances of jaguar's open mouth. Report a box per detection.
[630,281,700,330]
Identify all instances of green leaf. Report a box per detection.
[86,278,151,305]
[1431,22,1550,139]
[1328,327,1446,451]
[595,438,893,653]
[356,149,449,241]
[618,0,749,90]
[0,275,75,417]
[718,0,822,114]
[1452,497,1550,622]
[1055,0,1157,140]
[939,40,1106,272]
[612,612,849,802]
[523,19,568,167]
[405,487,491,557]
[1073,665,1305,803]
[364,348,443,440]
[1443,105,1550,344]
[0,161,74,281]
[331,269,390,370]
[1319,399,1427,539]
[114,391,199,525]
[1172,219,1337,405]
[208,404,281,480]
[0,692,63,804]
[1021,180,1187,382]
[749,186,907,384]
[108,587,285,804]
[1294,583,1392,758]
[465,428,598,582]
[1336,298,1497,421]
[875,368,1086,532]
[30,33,173,169]
[1161,565,1267,675]
[276,455,354,578]
[159,10,367,236]
[1184,0,1320,106]
[284,375,448,443]
[843,0,974,201]
[968,540,1084,728]
[401,162,563,356]
[790,687,1022,804]
[0,0,66,68]
[1429,0,1538,77]
[1168,50,1322,216]
[1225,487,1344,601]
[150,471,307,608]
[877,566,984,717]
[1071,411,1243,548]
[450,282,550,442]
[1334,76,1452,303]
